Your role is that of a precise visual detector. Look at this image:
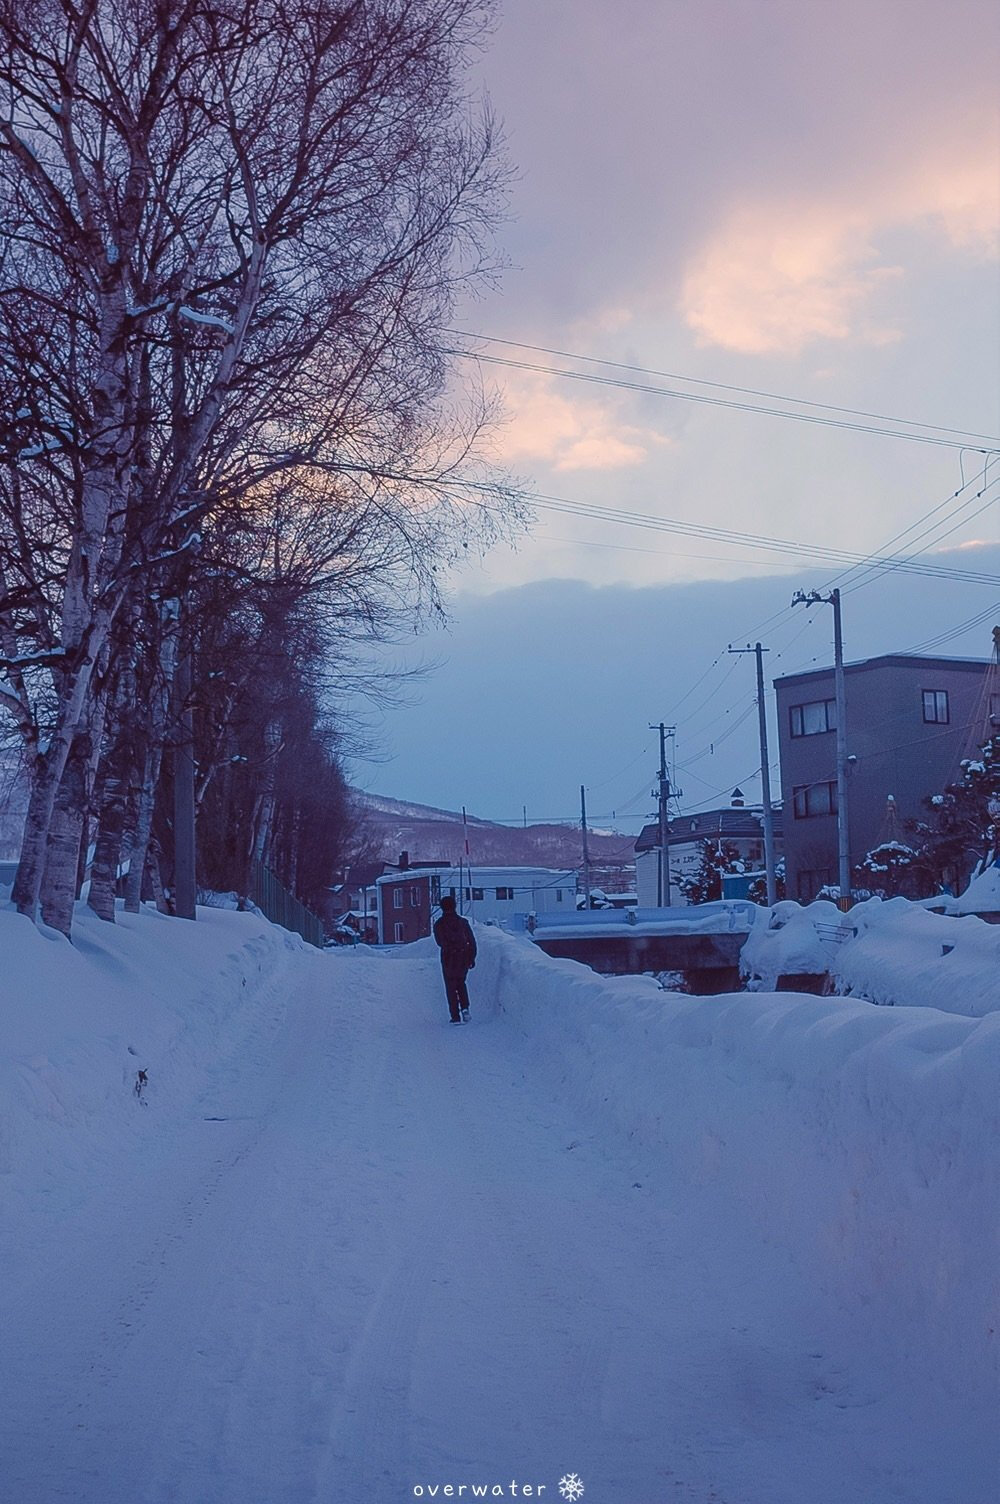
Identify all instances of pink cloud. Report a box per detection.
[495,370,669,472]
[680,135,999,355]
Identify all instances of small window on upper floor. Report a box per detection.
[790,698,836,737]
[392,888,403,909]
[922,689,949,724]
[409,886,420,907]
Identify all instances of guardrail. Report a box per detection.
[250,861,325,948]
[813,922,856,945]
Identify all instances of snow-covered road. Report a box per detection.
[3,925,996,1504]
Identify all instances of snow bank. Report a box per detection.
[831,897,1000,1015]
[742,896,1000,1017]
[951,859,1000,914]
[471,925,1000,1424]
[740,899,840,985]
[0,902,304,1256]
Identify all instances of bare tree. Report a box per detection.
[0,0,520,935]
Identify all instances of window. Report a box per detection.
[922,689,949,724]
[393,921,404,943]
[495,886,514,900]
[790,699,836,737]
[793,781,837,818]
[797,867,834,901]
[556,889,564,902]
[471,887,484,901]
[392,888,403,909]
[409,885,420,907]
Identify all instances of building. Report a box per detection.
[375,864,577,944]
[774,652,994,902]
[634,789,783,907]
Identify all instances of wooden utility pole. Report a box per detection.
[580,784,591,909]
[792,588,851,905]
[728,642,777,904]
[649,722,675,907]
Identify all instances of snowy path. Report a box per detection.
[3,941,989,1504]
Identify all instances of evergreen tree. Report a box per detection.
[677,839,746,905]
[853,841,929,899]
[908,734,1000,893]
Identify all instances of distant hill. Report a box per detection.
[351,789,636,889]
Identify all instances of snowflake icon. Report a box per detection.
[558,1474,585,1502]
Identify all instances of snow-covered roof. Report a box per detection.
[375,864,577,887]
[635,805,783,851]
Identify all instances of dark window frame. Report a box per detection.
[922,689,950,724]
[792,781,838,819]
[789,698,837,737]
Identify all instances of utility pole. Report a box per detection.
[649,723,675,907]
[462,805,472,918]
[580,784,591,909]
[728,643,777,905]
[792,587,851,905]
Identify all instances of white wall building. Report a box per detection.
[634,790,783,907]
[375,864,577,941]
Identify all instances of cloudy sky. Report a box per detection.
[349,0,1000,831]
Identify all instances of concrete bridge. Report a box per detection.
[523,902,756,993]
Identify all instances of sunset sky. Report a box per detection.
[351,0,1000,829]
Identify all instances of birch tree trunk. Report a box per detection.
[249,720,282,871]
[39,730,91,935]
[87,730,134,922]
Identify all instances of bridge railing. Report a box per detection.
[520,900,759,934]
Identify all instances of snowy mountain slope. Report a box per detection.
[351,786,635,878]
[2,905,997,1503]
[352,787,497,825]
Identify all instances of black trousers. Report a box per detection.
[443,969,470,1021]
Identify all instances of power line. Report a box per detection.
[500,487,1000,585]
[450,346,1000,454]
[446,329,1000,448]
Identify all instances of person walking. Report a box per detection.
[432,894,477,1024]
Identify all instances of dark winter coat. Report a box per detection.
[433,910,477,977]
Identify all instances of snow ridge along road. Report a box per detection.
[2,909,997,1503]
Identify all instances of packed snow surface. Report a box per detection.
[2,903,997,1503]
